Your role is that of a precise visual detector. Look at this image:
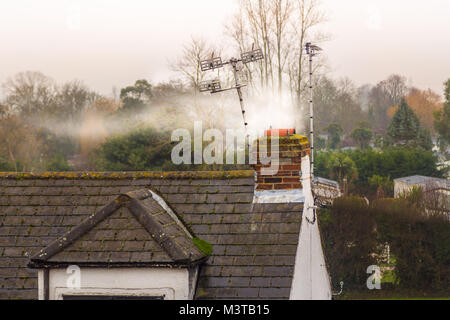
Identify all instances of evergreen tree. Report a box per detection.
[326,152,358,187]
[120,79,153,112]
[94,125,172,171]
[326,123,343,150]
[387,99,432,150]
[315,135,327,151]
[434,79,450,154]
[374,134,384,149]
[351,121,373,149]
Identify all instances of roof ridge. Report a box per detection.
[0,171,254,180]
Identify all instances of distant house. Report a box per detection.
[394,175,449,197]
[437,160,450,179]
[313,177,341,206]
[394,175,449,215]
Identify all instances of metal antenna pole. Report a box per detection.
[306,43,322,183]
[230,59,251,152]
[308,49,315,182]
[231,59,249,133]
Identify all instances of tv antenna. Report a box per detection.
[199,45,264,143]
[305,42,322,182]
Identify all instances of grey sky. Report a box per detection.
[0,0,449,96]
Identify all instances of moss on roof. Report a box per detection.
[255,134,310,145]
[0,170,254,180]
[193,237,213,256]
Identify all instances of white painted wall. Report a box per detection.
[38,269,44,300]
[290,155,332,300]
[253,189,305,204]
[39,267,190,300]
[394,181,413,197]
[394,180,450,198]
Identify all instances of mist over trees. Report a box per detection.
[0,0,447,189]
[0,69,445,195]
[172,0,329,129]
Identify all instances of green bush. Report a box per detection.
[93,126,173,171]
[374,198,450,290]
[46,153,71,172]
[319,196,380,289]
[320,195,449,292]
[0,156,15,171]
[93,125,251,172]
[368,174,394,197]
[351,147,440,183]
[315,148,441,196]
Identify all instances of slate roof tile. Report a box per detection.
[259,287,290,298]
[250,277,271,287]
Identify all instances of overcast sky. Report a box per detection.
[0,0,449,96]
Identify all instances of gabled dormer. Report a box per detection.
[29,189,210,300]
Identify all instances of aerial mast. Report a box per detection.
[305,42,322,182]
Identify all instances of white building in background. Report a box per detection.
[394,175,450,216]
[394,175,449,198]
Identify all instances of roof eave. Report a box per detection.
[27,257,208,270]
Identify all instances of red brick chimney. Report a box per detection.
[253,129,310,191]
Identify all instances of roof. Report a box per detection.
[394,175,449,189]
[314,177,339,189]
[28,189,207,268]
[0,171,302,300]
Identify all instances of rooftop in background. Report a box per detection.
[394,175,449,189]
[314,177,340,189]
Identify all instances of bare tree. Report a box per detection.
[226,6,256,89]
[226,0,327,112]
[271,0,292,96]
[244,0,274,90]
[172,37,219,93]
[368,74,409,133]
[172,37,231,129]
[422,181,450,216]
[2,71,56,119]
[0,105,42,172]
[381,74,409,106]
[288,0,327,110]
[54,80,99,122]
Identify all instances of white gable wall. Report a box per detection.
[290,155,332,300]
[38,267,190,300]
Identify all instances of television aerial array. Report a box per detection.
[199,45,264,136]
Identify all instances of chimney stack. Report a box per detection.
[253,129,310,191]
